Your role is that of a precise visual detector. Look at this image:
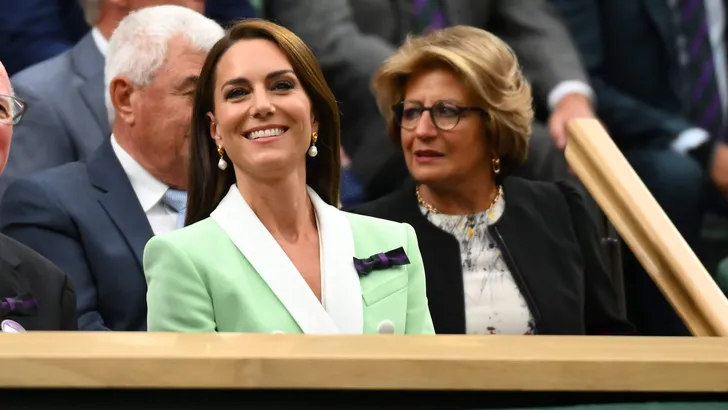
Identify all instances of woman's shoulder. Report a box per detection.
[145,218,225,253]
[340,211,415,244]
[345,186,414,220]
[503,177,584,209]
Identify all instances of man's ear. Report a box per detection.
[208,112,223,145]
[109,76,136,125]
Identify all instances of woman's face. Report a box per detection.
[208,39,317,181]
[400,68,490,188]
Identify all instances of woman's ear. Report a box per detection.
[207,112,223,145]
[311,116,319,136]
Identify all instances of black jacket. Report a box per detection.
[350,177,634,335]
[0,233,77,330]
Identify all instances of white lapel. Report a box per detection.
[307,187,364,335]
[210,185,338,334]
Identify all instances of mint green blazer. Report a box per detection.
[143,185,435,335]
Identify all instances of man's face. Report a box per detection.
[127,0,205,14]
[0,62,12,175]
[128,36,207,188]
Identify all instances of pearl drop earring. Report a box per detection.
[308,132,318,157]
[217,145,228,170]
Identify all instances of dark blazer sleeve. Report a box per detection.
[550,0,693,145]
[0,178,107,331]
[556,181,635,335]
[493,0,588,106]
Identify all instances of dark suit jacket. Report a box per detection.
[274,0,587,198]
[551,0,696,150]
[0,233,77,330]
[0,0,89,76]
[350,177,633,335]
[0,140,153,331]
[2,32,110,201]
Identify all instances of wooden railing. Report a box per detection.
[0,333,727,391]
[565,119,728,336]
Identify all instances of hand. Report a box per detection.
[340,147,352,168]
[547,93,596,150]
[711,143,728,198]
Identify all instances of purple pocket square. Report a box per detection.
[353,247,410,276]
[0,293,37,317]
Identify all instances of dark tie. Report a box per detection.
[677,0,723,140]
[413,0,446,33]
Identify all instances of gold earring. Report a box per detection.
[217,145,228,171]
[308,132,318,157]
[492,157,501,175]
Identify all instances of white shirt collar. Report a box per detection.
[91,27,109,57]
[110,134,169,212]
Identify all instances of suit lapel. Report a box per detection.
[309,188,363,334]
[643,0,679,63]
[210,185,341,334]
[70,33,111,138]
[378,183,466,334]
[88,141,154,266]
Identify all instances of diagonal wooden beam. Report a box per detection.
[565,119,728,336]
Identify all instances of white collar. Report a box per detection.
[210,184,363,334]
[91,27,109,57]
[110,134,169,212]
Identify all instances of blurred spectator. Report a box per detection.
[206,0,262,26]
[550,0,702,336]
[0,0,89,76]
[270,0,596,200]
[0,0,206,202]
[0,60,77,331]
[0,6,223,331]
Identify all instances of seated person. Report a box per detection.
[0,61,76,331]
[0,6,224,331]
[351,26,634,335]
[143,20,434,335]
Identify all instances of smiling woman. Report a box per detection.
[142,19,435,335]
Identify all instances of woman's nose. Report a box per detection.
[250,90,275,117]
[414,111,438,137]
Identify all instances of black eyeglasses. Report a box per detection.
[392,100,485,131]
[0,94,26,126]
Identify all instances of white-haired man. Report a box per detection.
[0,6,224,331]
[0,0,206,200]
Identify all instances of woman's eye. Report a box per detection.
[225,88,247,99]
[436,105,459,118]
[272,81,294,91]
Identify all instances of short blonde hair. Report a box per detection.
[372,26,533,174]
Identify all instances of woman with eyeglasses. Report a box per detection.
[351,26,634,336]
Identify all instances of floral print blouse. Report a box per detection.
[420,193,536,335]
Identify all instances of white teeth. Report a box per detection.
[247,128,285,140]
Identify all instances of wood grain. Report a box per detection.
[0,333,727,391]
[565,119,728,336]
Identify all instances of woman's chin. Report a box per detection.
[242,152,303,178]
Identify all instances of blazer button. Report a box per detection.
[1,320,26,333]
[377,320,395,334]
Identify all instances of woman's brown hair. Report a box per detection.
[186,19,341,225]
[372,26,533,177]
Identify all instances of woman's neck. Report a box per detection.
[236,172,316,242]
[419,177,499,215]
